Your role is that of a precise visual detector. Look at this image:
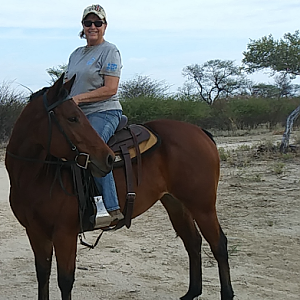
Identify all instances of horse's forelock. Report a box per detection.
[29,86,69,107]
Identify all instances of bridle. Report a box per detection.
[7,89,90,169]
[43,90,91,169]
[7,88,113,245]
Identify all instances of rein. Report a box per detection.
[5,151,74,166]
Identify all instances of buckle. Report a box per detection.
[126,192,136,200]
[75,153,90,169]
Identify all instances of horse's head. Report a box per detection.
[35,74,115,177]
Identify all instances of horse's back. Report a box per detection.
[145,119,219,183]
[145,119,218,161]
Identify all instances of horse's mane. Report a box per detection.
[29,86,69,104]
[29,87,50,102]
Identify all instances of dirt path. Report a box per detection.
[0,133,299,299]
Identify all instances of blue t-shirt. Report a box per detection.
[66,40,122,115]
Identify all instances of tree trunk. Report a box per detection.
[280,104,300,153]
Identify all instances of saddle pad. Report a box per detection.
[114,127,159,164]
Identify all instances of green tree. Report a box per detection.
[119,75,170,99]
[176,82,202,101]
[242,31,300,152]
[242,31,300,77]
[47,64,67,84]
[273,73,300,98]
[182,60,249,105]
[250,83,280,98]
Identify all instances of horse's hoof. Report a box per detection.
[180,290,201,300]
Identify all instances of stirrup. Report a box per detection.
[93,196,112,229]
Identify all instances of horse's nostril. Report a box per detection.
[106,154,114,168]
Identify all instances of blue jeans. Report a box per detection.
[87,110,122,212]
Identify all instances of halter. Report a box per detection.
[7,90,90,169]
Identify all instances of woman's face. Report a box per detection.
[83,13,107,46]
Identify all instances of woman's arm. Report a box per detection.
[72,75,119,105]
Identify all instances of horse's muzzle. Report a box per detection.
[106,153,115,169]
[89,152,114,177]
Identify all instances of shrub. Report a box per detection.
[227,98,270,129]
[121,95,300,131]
[121,96,211,125]
[0,81,26,142]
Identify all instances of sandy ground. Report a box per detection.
[0,131,299,300]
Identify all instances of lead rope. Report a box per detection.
[78,231,105,249]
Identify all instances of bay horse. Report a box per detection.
[5,75,234,300]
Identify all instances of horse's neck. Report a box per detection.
[9,134,45,158]
[6,138,49,181]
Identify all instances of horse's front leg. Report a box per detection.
[53,230,78,300]
[26,229,53,300]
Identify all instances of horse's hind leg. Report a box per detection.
[161,194,202,300]
[53,231,78,300]
[26,229,53,300]
[194,210,234,300]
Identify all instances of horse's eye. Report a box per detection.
[68,116,79,123]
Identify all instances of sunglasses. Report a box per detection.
[82,20,105,27]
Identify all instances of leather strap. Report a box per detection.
[119,144,136,228]
[128,126,142,186]
[71,165,87,233]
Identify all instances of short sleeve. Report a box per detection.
[99,48,122,77]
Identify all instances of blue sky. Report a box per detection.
[1,0,300,94]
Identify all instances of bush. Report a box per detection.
[209,99,233,130]
[227,98,270,129]
[2,80,300,144]
[121,96,211,126]
[0,81,26,142]
[121,95,300,131]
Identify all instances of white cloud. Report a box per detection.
[1,0,299,34]
[1,0,300,92]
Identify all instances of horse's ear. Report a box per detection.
[63,74,76,93]
[53,73,65,90]
[47,73,65,104]
[47,73,65,101]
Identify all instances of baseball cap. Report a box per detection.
[82,4,106,21]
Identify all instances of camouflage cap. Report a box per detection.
[82,4,106,21]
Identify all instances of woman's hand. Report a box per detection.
[72,95,81,105]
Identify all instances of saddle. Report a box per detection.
[107,116,160,229]
[74,116,160,233]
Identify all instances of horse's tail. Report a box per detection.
[201,128,216,145]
